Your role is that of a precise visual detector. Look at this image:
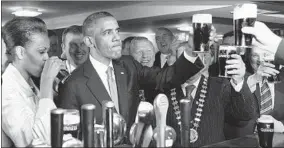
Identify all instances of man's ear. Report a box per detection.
[14,46,25,60]
[61,42,65,51]
[84,36,96,49]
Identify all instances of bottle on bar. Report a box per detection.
[51,108,65,148]
[81,104,96,147]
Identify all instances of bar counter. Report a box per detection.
[203,133,284,147]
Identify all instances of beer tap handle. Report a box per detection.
[133,101,154,147]
[51,108,65,148]
[180,99,192,147]
[103,101,115,147]
[81,104,95,147]
[154,94,169,147]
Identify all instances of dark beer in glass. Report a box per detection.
[234,3,257,48]
[218,45,237,78]
[63,109,80,139]
[257,115,274,148]
[264,54,281,83]
[192,14,212,53]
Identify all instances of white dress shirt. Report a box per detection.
[160,53,170,68]
[2,64,56,147]
[89,55,119,111]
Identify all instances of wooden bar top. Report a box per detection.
[203,133,284,147]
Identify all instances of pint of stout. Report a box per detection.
[233,3,257,47]
[63,109,80,139]
[218,45,237,78]
[256,115,274,148]
[264,54,281,83]
[192,14,212,53]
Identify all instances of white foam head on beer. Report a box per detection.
[192,14,212,24]
[257,115,274,123]
[234,3,257,19]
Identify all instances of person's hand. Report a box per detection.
[209,25,219,47]
[166,54,176,66]
[253,62,280,82]
[225,54,246,85]
[242,21,282,54]
[40,56,65,99]
[271,116,284,133]
[170,38,183,53]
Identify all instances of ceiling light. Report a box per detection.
[12,8,42,17]
[177,25,193,33]
[230,9,279,14]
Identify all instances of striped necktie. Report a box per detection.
[260,80,273,115]
[106,67,120,113]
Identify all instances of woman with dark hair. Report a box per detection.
[2,17,65,147]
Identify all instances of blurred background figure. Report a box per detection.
[129,36,155,67]
[48,30,61,57]
[1,37,12,74]
[121,36,135,55]
[2,17,64,147]
[154,27,176,68]
[61,25,90,73]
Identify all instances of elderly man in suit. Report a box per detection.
[153,27,182,68]
[159,34,255,147]
[58,11,204,142]
[223,29,284,140]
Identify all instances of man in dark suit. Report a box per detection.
[153,27,182,68]
[164,40,255,147]
[57,11,203,140]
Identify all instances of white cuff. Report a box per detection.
[230,79,244,92]
[183,51,197,63]
[274,120,284,133]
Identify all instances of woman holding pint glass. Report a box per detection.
[2,17,65,147]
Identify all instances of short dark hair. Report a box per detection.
[222,31,234,44]
[122,36,135,49]
[48,30,57,37]
[62,25,82,43]
[83,11,114,36]
[2,17,47,59]
[129,36,154,54]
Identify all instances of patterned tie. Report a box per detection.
[185,85,196,100]
[106,67,120,113]
[260,80,273,115]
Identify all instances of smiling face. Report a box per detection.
[91,16,122,60]
[155,29,173,54]
[131,40,155,67]
[63,33,89,66]
[22,33,50,77]
[250,47,266,73]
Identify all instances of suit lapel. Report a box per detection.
[84,59,112,107]
[154,52,161,68]
[113,60,128,119]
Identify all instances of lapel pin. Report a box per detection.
[121,72,124,74]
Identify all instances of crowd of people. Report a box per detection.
[1,10,284,147]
